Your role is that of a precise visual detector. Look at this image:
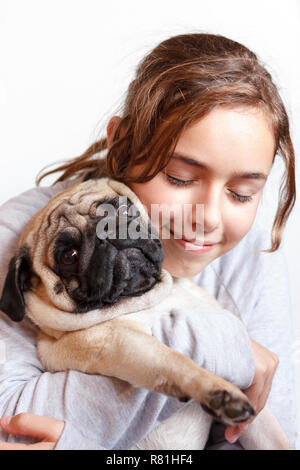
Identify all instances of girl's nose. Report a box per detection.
[193,185,222,235]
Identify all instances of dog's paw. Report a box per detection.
[202,389,255,426]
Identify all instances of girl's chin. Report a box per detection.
[162,257,208,278]
[161,240,221,277]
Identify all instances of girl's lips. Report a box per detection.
[169,231,217,253]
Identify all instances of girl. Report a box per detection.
[0,33,296,450]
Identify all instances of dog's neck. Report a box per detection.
[25,269,173,337]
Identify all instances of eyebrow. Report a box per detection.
[172,153,268,181]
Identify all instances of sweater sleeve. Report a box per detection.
[244,243,297,448]
[55,422,107,450]
[0,183,254,450]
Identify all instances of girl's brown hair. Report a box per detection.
[37,33,296,252]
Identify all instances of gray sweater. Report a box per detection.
[0,180,297,449]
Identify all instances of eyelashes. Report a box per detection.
[228,191,253,203]
[165,174,253,203]
[165,174,194,187]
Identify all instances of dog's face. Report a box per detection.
[0,178,164,323]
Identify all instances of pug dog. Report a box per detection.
[0,178,290,450]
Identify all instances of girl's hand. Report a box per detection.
[225,338,279,444]
[0,413,65,450]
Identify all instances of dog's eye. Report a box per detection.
[60,249,79,265]
[117,204,130,218]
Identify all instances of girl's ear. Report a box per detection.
[106,116,122,147]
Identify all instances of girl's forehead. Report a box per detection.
[179,106,275,140]
[174,107,276,172]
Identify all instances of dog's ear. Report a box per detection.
[0,246,35,322]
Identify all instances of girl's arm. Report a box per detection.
[0,297,255,449]
[201,225,297,448]
[245,241,296,448]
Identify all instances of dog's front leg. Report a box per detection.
[38,318,254,426]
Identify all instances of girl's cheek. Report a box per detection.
[224,205,258,244]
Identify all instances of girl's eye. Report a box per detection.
[165,173,253,203]
[229,190,253,203]
[165,174,195,187]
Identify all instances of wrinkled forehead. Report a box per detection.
[19,179,119,247]
[18,177,150,262]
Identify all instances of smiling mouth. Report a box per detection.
[167,230,218,246]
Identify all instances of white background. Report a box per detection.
[1,0,300,447]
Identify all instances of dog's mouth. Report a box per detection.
[71,242,163,314]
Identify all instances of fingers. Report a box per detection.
[0,413,65,442]
[0,441,55,450]
[249,339,279,414]
[225,422,249,444]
